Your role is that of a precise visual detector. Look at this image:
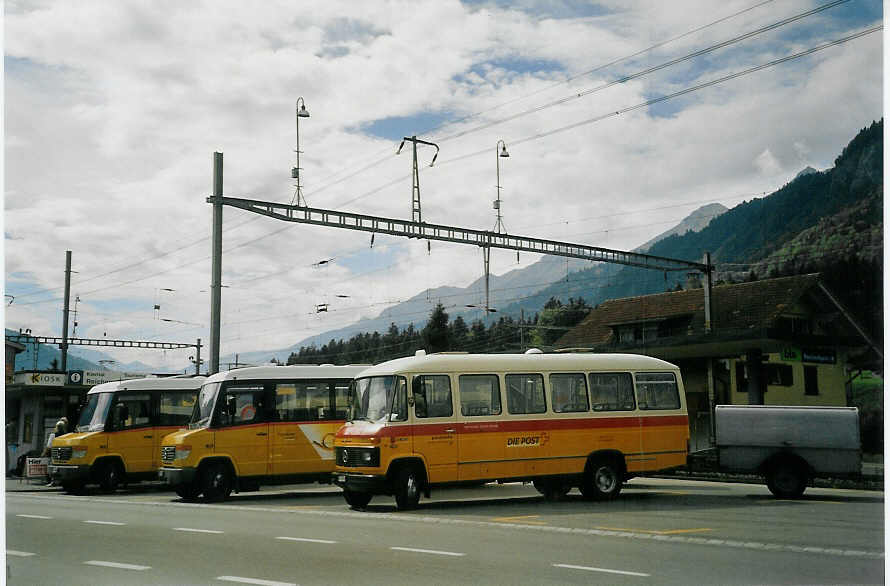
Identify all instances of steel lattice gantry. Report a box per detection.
[211,196,710,272]
[4,335,198,350]
[207,195,714,366]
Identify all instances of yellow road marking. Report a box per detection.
[595,525,712,535]
[491,515,547,525]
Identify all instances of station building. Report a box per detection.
[555,274,881,452]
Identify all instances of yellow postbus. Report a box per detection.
[49,376,203,493]
[333,351,689,510]
[158,364,367,501]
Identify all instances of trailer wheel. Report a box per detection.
[766,459,808,498]
[201,461,233,502]
[580,457,622,500]
[97,460,123,493]
[343,489,372,510]
[393,465,422,510]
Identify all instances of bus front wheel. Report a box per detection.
[175,482,202,501]
[343,489,372,510]
[201,462,233,502]
[97,461,123,493]
[394,466,422,510]
[581,458,622,500]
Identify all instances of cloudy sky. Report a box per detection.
[4,0,883,371]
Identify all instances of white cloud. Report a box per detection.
[4,0,882,367]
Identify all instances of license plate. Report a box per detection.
[337,475,346,483]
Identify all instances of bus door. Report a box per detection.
[271,380,338,476]
[410,375,457,483]
[214,384,268,477]
[456,374,505,481]
[106,392,154,473]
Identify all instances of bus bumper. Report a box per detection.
[333,472,389,495]
[49,464,90,482]
[158,466,197,485]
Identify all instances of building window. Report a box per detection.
[804,365,819,395]
[766,364,794,387]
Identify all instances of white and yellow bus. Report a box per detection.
[333,351,689,510]
[159,364,367,501]
[49,376,203,493]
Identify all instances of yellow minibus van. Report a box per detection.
[49,376,203,493]
[334,351,689,509]
[158,364,367,501]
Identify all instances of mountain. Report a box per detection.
[636,203,727,252]
[794,166,819,180]
[230,203,726,365]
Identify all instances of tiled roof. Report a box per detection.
[556,274,823,348]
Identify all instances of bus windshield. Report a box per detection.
[75,392,114,432]
[351,376,405,423]
[190,382,221,429]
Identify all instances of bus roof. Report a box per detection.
[204,364,370,384]
[87,375,206,395]
[356,352,679,377]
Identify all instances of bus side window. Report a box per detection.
[635,372,680,410]
[459,374,501,416]
[549,373,589,413]
[333,381,350,419]
[505,374,546,414]
[588,373,635,411]
[413,375,452,418]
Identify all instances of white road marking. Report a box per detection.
[276,536,337,544]
[217,576,296,586]
[174,527,224,534]
[84,520,126,526]
[6,550,36,557]
[10,493,884,560]
[84,560,151,571]
[15,514,52,520]
[555,563,650,577]
[391,546,466,557]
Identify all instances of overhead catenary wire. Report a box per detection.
[311,0,780,204]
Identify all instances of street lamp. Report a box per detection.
[493,140,510,233]
[291,97,310,206]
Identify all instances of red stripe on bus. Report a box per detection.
[364,414,688,438]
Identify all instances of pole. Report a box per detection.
[60,250,72,372]
[702,251,713,332]
[210,152,223,375]
[195,338,202,376]
[483,245,491,320]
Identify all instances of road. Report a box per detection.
[6,478,884,585]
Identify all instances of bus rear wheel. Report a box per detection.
[343,489,372,510]
[394,466,422,511]
[581,458,622,500]
[201,462,233,502]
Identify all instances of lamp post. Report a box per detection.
[291,97,310,206]
[493,140,510,233]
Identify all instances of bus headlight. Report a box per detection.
[175,445,192,461]
[71,447,88,459]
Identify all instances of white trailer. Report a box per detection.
[714,405,861,498]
